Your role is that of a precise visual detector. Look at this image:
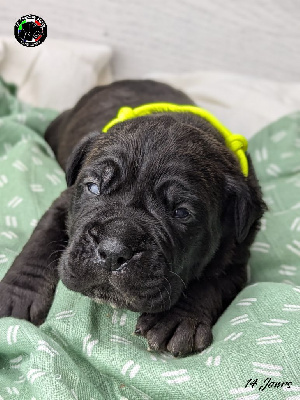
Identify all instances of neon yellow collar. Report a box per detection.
[102,103,248,177]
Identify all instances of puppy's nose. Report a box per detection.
[97,238,133,271]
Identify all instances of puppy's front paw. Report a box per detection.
[135,310,213,357]
[0,280,53,326]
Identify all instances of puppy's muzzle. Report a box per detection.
[86,218,148,273]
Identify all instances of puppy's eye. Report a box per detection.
[86,183,100,195]
[173,207,190,219]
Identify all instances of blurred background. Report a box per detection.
[1,0,300,137]
[2,0,300,80]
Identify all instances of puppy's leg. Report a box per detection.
[135,262,247,357]
[0,188,71,325]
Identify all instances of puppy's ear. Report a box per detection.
[66,131,99,186]
[223,174,266,244]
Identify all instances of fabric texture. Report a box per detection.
[0,78,299,399]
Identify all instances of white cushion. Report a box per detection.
[0,37,112,111]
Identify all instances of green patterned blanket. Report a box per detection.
[0,77,299,400]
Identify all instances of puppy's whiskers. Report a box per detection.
[162,276,172,310]
[47,239,68,248]
[46,256,63,270]
[157,287,165,311]
[47,249,66,260]
[169,270,187,290]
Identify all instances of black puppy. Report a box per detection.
[0,80,266,356]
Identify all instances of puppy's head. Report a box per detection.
[59,114,263,313]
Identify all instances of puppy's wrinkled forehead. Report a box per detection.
[85,115,219,187]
